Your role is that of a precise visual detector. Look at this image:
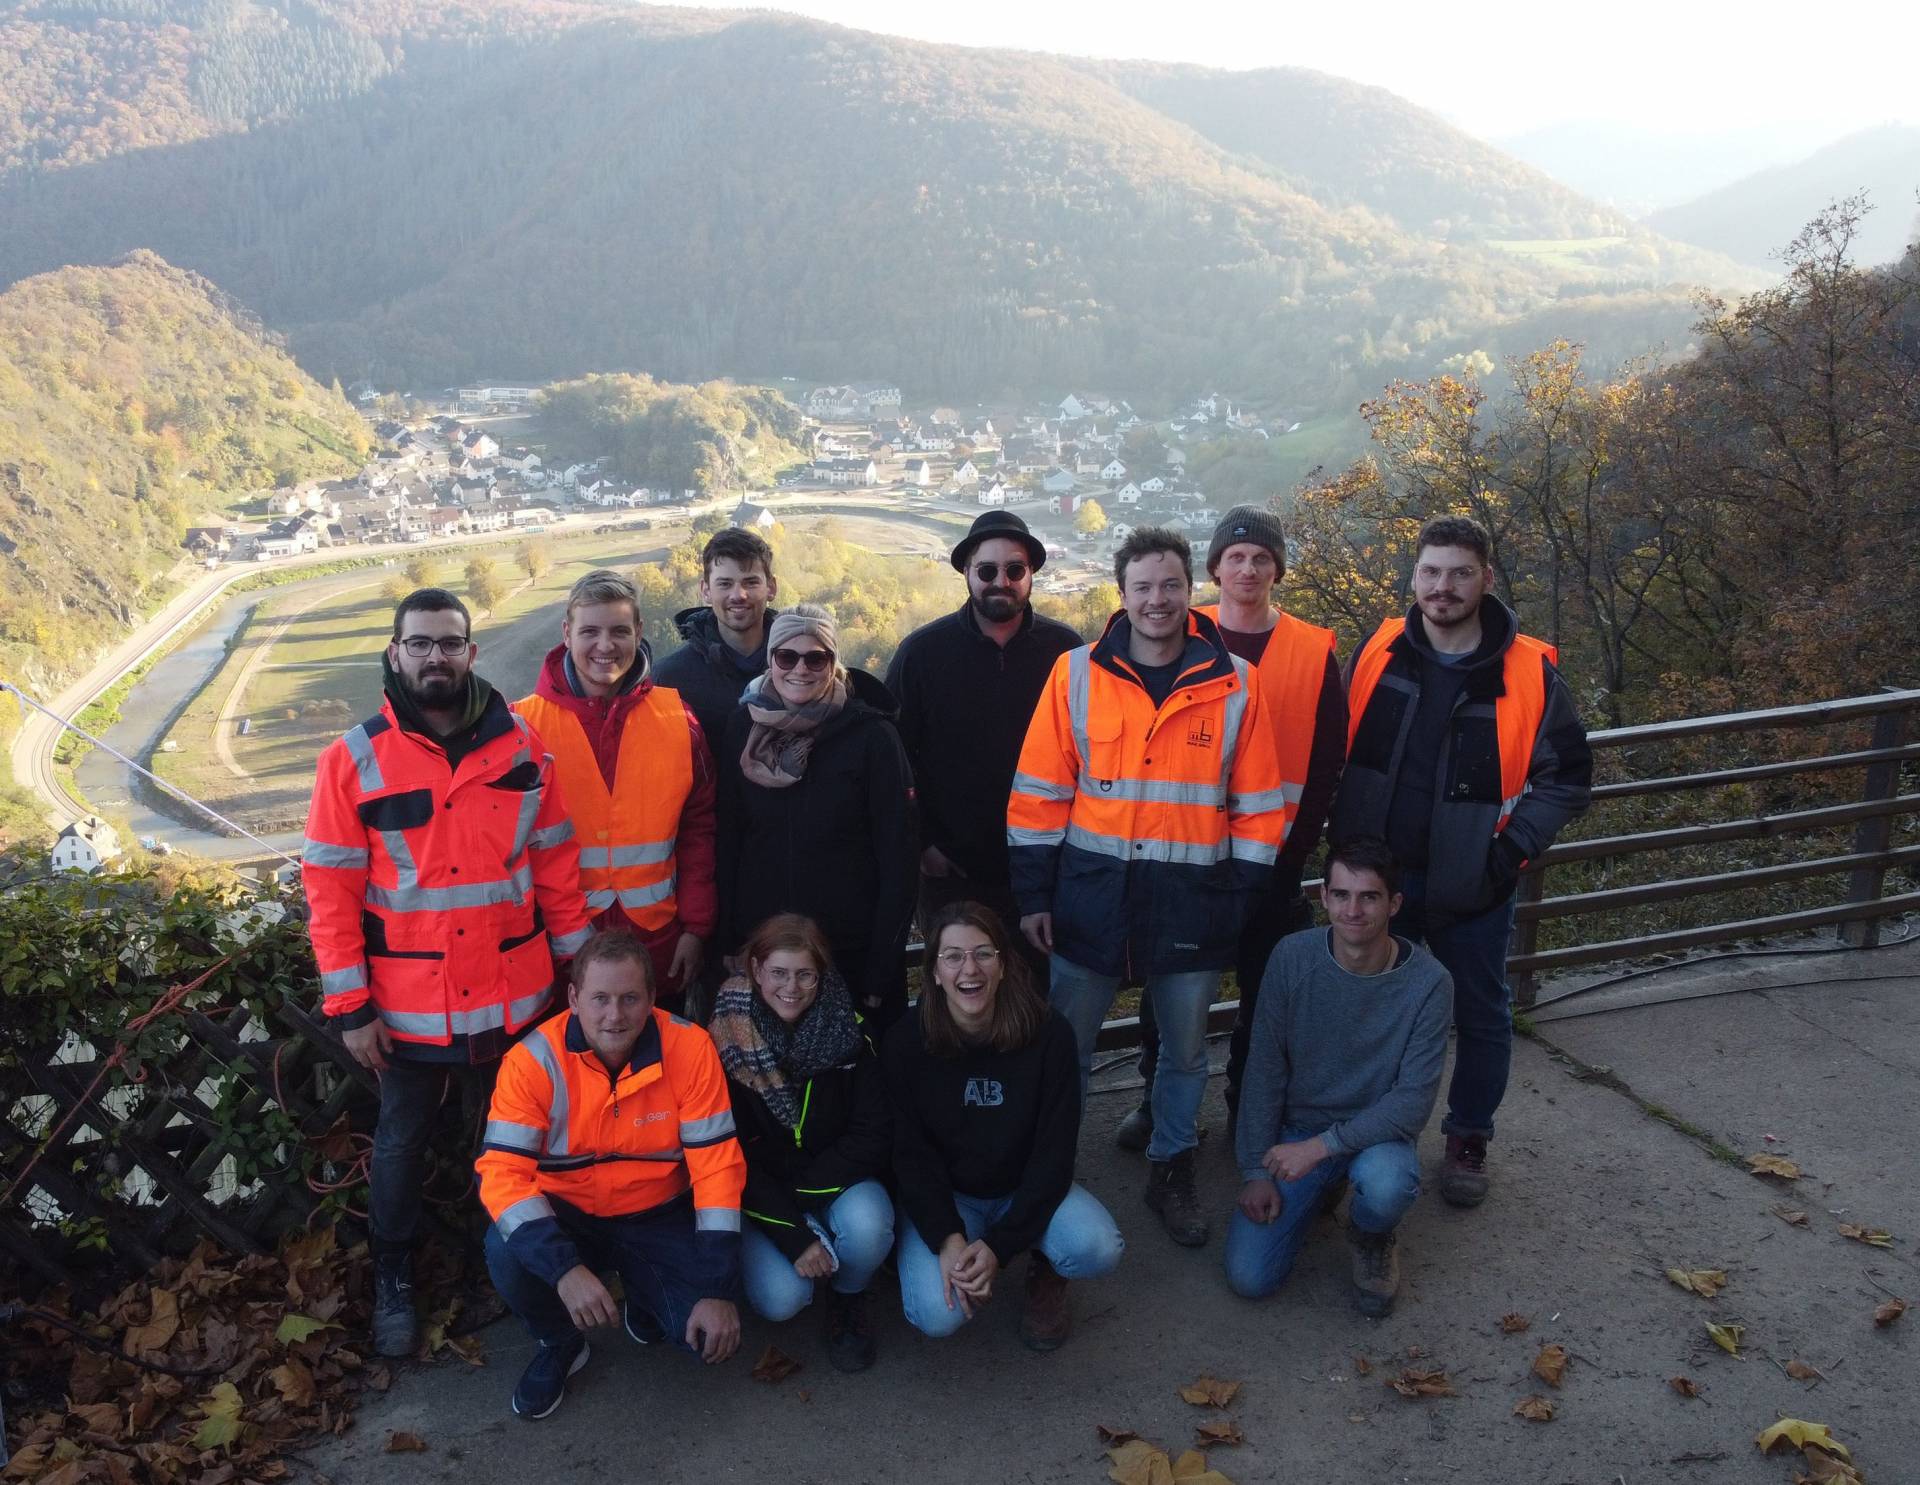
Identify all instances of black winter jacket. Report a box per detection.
[654,605,779,755]
[884,602,1082,890]
[727,1030,891,1261]
[715,669,919,1009]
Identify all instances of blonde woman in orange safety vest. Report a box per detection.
[514,569,717,1013]
[1328,516,1591,1211]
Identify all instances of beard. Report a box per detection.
[401,668,465,708]
[972,589,1023,622]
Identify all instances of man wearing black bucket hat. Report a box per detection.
[886,512,1081,968]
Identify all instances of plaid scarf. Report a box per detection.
[708,969,861,1128]
[737,671,849,789]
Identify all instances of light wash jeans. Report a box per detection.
[1223,1136,1421,1300]
[895,1184,1125,1339]
[740,1180,894,1322]
[1049,956,1220,1161]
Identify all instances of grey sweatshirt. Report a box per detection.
[1234,927,1454,1182]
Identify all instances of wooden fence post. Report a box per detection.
[1840,699,1913,947]
[1509,867,1546,1009]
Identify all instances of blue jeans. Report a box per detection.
[1223,1137,1421,1299]
[740,1180,894,1322]
[1050,957,1219,1161]
[896,1184,1125,1339]
[1392,869,1518,1140]
[485,1199,725,1352]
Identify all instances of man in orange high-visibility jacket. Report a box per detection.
[1329,516,1591,1211]
[478,932,745,1420]
[1009,527,1287,1250]
[303,588,594,1359]
[1122,506,1348,1154]
[513,569,717,1011]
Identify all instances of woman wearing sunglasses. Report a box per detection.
[883,901,1124,1351]
[709,913,893,1372]
[716,602,919,1029]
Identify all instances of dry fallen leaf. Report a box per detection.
[275,1313,340,1346]
[1107,1439,1174,1485]
[750,1344,802,1384]
[1097,1425,1140,1446]
[269,1360,317,1409]
[191,1382,246,1452]
[1784,1360,1823,1382]
[1873,1296,1908,1327]
[1747,1153,1803,1181]
[1194,1418,1243,1447]
[1388,1366,1455,1399]
[1532,1343,1569,1388]
[1836,1223,1893,1248]
[1706,1321,1745,1356]
[1666,1267,1728,1299]
[122,1288,181,1355]
[1669,1375,1701,1398]
[1774,1205,1811,1227]
[1499,1312,1531,1334]
[1795,1445,1867,1484]
[383,1431,427,1454]
[1513,1395,1555,1422]
[1170,1450,1208,1480]
[1177,1375,1241,1408]
[1755,1418,1850,1461]
[1352,1354,1373,1376]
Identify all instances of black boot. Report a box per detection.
[825,1288,876,1373]
[371,1249,419,1358]
[1114,1101,1154,1152]
[1144,1148,1209,1247]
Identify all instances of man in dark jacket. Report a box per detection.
[885,511,1080,967]
[655,528,780,750]
[1329,515,1592,1209]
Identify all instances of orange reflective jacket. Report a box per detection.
[514,686,692,932]
[302,693,593,1048]
[477,1009,746,1283]
[1193,604,1338,850]
[1008,609,1287,976]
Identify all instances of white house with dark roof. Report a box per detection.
[51,816,122,874]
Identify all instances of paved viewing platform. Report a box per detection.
[309,939,1920,1483]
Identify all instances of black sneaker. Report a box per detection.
[511,1336,589,1420]
[1114,1102,1154,1153]
[623,1299,665,1347]
[1144,1149,1209,1247]
[370,1251,419,1359]
[825,1288,876,1373]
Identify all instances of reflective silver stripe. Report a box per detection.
[679,1111,735,1147]
[1077,776,1226,807]
[507,782,543,863]
[381,828,418,892]
[1010,770,1074,802]
[1008,825,1067,848]
[522,1030,571,1158]
[342,725,385,791]
[608,840,675,867]
[1063,822,1228,866]
[1066,649,1092,765]
[319,964,367,995]
[585,889,618,910]
[1218,660,1251,782]
[379,1006,447,1036]
[695,1207,743,1233]
[1229,836,1280,866]
[496,1194,555,1239]
[550,925,593,957]
[364,863,534,912]
[615,877,676,910]
[1226,786,1293,814]
[1498,788,1527,824]
[528,820,575,851]
[484,1119,543,1152]
[303,839,369,869]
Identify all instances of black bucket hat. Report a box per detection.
[951,510,1046,573]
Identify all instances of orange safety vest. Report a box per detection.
[1346,615,1557,833]
[1194,604,1337,849]
[513,688,691,932]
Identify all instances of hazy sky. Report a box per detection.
[677,0,1915,141]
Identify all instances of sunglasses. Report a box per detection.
[771,647,834,673]
[972,561,1030,583]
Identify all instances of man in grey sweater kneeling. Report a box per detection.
[1225,836,1453,1316]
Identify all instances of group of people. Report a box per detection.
[301,503,1593,1418]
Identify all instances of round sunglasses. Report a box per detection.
[771,646,835,673]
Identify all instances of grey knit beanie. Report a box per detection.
[767,602,837,654]
[1206,505,1287,577]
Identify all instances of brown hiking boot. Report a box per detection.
[1020,1254,1071,1352]
[1440,1134,1490,1208]
[1144,1149,1210,1247]
[1348,1227,1401,1317]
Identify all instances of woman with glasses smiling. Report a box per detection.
[882,901,1124,1352]
[709,913,893,1371]
[715,603,919,1031]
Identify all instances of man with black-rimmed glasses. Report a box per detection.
[885,512,1080,971]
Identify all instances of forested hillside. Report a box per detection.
[0,251,367,689]
[0,2,1748,402]
[537,375,808,491]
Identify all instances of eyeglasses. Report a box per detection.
[762,967,820,988]
[398,636,471,657]
[971,561,1030,583]
[771,647,834,673]
[935,947,1002,968]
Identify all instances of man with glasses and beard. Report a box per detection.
[303,588,594,1359]
[886,513,1080,968]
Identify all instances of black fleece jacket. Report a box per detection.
[654,605,779,756]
